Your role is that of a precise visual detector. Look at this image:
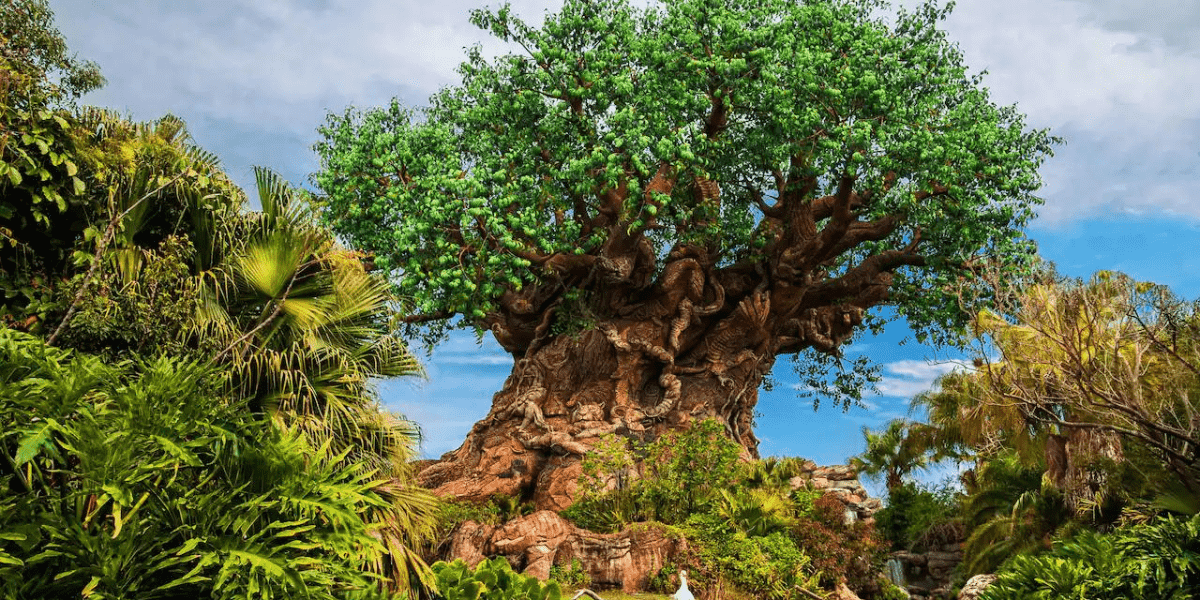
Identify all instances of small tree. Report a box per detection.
[851,418,929,492]
[934,270,1200,505]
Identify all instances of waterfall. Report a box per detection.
[885,557,905,588]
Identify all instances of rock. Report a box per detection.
[830,479,865,491]
[492,511,575,557]
[892,551,926,567]
[957,574,997,600]
[531,457,582,512]
[925,551,962,577]
[449,520,497,569]
[445,510,684,592]
[833,582,864,600]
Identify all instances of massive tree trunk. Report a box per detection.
[418,226,896,510]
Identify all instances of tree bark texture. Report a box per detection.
[418,168,928,509]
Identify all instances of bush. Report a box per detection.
[431,557,561,600]
[790,495,887,591]
[548,559,590,588]
[678,512,818,600]
[0,330,400,599]
[875,480,962,551]
[982,514,1200,600]
[562,419,742,531]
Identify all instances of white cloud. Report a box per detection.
[436,354,515,366]
[930,0,1200,224]
[871,359,971,399]
[53,0,1200,223]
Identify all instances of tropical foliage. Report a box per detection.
[858,267,1200,591]
[0,330,397,599]
[982,515,1200,600]
[430,558,562,600]
[872,479,960,552]
[851,419,929,492]
[0,4,438,595]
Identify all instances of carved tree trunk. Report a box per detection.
[417,166,922,510]
[418,313,775,510]
[418,243,885,510]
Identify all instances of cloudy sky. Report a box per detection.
[51,0,1200,485]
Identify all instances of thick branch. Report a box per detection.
[803,248,925,308]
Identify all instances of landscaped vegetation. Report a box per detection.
[854,269,1200,598]
[2,0,1199,599]
[563,420,889,598]
[0,2,437,597]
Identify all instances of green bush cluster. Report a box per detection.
[679,512,816,599]
[431,558,562,600]
[0,330,398,599]
[874,480,961,551]
[562,419,742,532]
[982,514,1200,600]
[547,559,590,588]
[565,422,888,599]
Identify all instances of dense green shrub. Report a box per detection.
[431,558,561,600]
[680,511,816,599]
[875,480,962,551]
[562,419,742,531]
[0,330,400,599]
[982,515,1200,600]
[547,559,590,588]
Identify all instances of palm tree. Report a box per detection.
[960,451,1072,575]
[195,167,424,472]
[189,167,440,593]
[851,419,929,493]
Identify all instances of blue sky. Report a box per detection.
[51,0,1200,488]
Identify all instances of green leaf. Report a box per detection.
[81,575,101,597]
[15,423,53,465]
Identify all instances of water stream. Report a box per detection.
[885,557,905,588]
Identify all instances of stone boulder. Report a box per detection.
[957,574,997,600]
[789,463,882,523]
[449,510,685,592]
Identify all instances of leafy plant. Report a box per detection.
[789,495,887,591]
[564,419,742,531]
[875,480,962,551]
[0,329,401,599]
[982,515,1200,600]
[639,419,742,524]
[548,559,591,589]
[680,512,817,600]
[431,558,562,600]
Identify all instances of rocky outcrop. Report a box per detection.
[449,510,685,592]
[891,545,964,600]
[956,574,996,600]
[788,461,883,523]
[437,461,886,594]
